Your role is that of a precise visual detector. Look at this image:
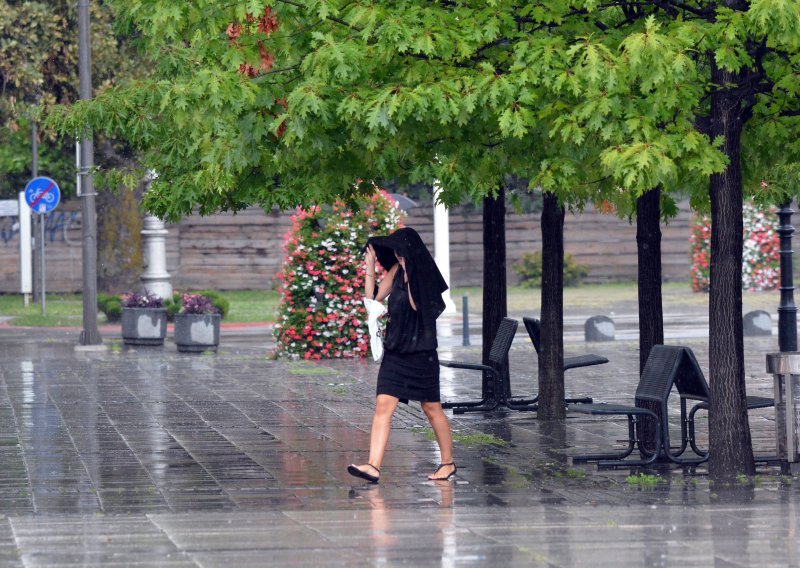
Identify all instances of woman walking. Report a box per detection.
[347,227,456,483]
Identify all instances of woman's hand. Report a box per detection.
[364,245,378,299]
[365,245,377,272]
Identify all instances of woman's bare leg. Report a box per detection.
[352,394,399,478]
[421,402,455,479]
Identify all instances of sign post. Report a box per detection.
[24,176,61,317]
[17,196,32,306]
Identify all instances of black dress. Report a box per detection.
[376,268,440,403]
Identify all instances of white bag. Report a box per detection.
[363,298,386,361]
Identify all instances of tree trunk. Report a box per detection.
[483,186,508,400]
[637,187,664,373]
[538,191,565,420]
[96,140,144,293]
[708,61,754,480]
[97,186,144,292]
[636,187,664,453]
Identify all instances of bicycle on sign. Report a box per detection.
[24,177,61,214]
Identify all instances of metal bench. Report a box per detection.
[570,345,776,467]
[441,318,519,414]
[504,317,609,411]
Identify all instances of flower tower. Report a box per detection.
[690,202,780,292]
[274,191,403,359]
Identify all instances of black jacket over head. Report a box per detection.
[365,227,449,346]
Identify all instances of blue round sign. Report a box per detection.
[24,177,61,214]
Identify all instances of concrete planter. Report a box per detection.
[174,313,220,353]
[121,307,167,346]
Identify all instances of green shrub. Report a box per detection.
[96,293,122,322]
[194,290,230,318]
[164,290,229,320]
[164,292,181,321]
[514,251,589,288]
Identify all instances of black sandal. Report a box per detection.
[347,463,380,483]
[428,462,457,480]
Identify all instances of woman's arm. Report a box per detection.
[364,245,378,300]
[374,264,399,302]
[364,245,398,302]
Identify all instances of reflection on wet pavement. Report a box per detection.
[0,332,795,566]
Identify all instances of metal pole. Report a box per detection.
[462,294,470,346]
[33,121,46,317]
[31,121,38,177]
[31,122,40,306]
[77,0,102,345]
[40,217,46,317]
[432,181,456,314]
[777,201,797,352]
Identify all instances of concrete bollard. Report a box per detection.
[744,310,773,336]
[585,315,615,342]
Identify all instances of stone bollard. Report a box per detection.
[744,310,773,336]
[585,315,615,342]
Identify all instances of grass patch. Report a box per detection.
[287,364,334,376]
[453,282,780,314]
[626,473,663,487]
[565,468,586,479]
[222,290,281,323]
[2,284,778,327]
[411,427,507,446]
[0,289,281,327]
[0,293,86,326]
[453,432,508,446]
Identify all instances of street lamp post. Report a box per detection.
[140,174,173,300]
[777,201,797,352]
[77,0,102,346]
[432,181,456,314]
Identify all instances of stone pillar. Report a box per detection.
[140,213,172,300]
[433,181,456,314]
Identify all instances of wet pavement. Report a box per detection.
[0,316,796,567]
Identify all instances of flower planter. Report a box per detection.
[121,307,167,346]
[174,313,220,353]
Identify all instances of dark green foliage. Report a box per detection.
[164,292,181,321]
[192,290,230,318]
[514,252,588,288]
[164,291,229,321]
[96,293,122,322]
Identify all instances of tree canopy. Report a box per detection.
[47,1,723,220]
[48,2,800,210]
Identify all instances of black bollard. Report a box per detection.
[777,201,797,352]
[462,294,470,346]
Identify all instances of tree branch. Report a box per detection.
[275,0,362,31]
[647,0,713,18]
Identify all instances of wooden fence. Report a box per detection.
[0,200,693,293]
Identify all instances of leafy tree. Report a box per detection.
[501,3,800,476]
[1,0,138,197]
[2,0,148,291]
